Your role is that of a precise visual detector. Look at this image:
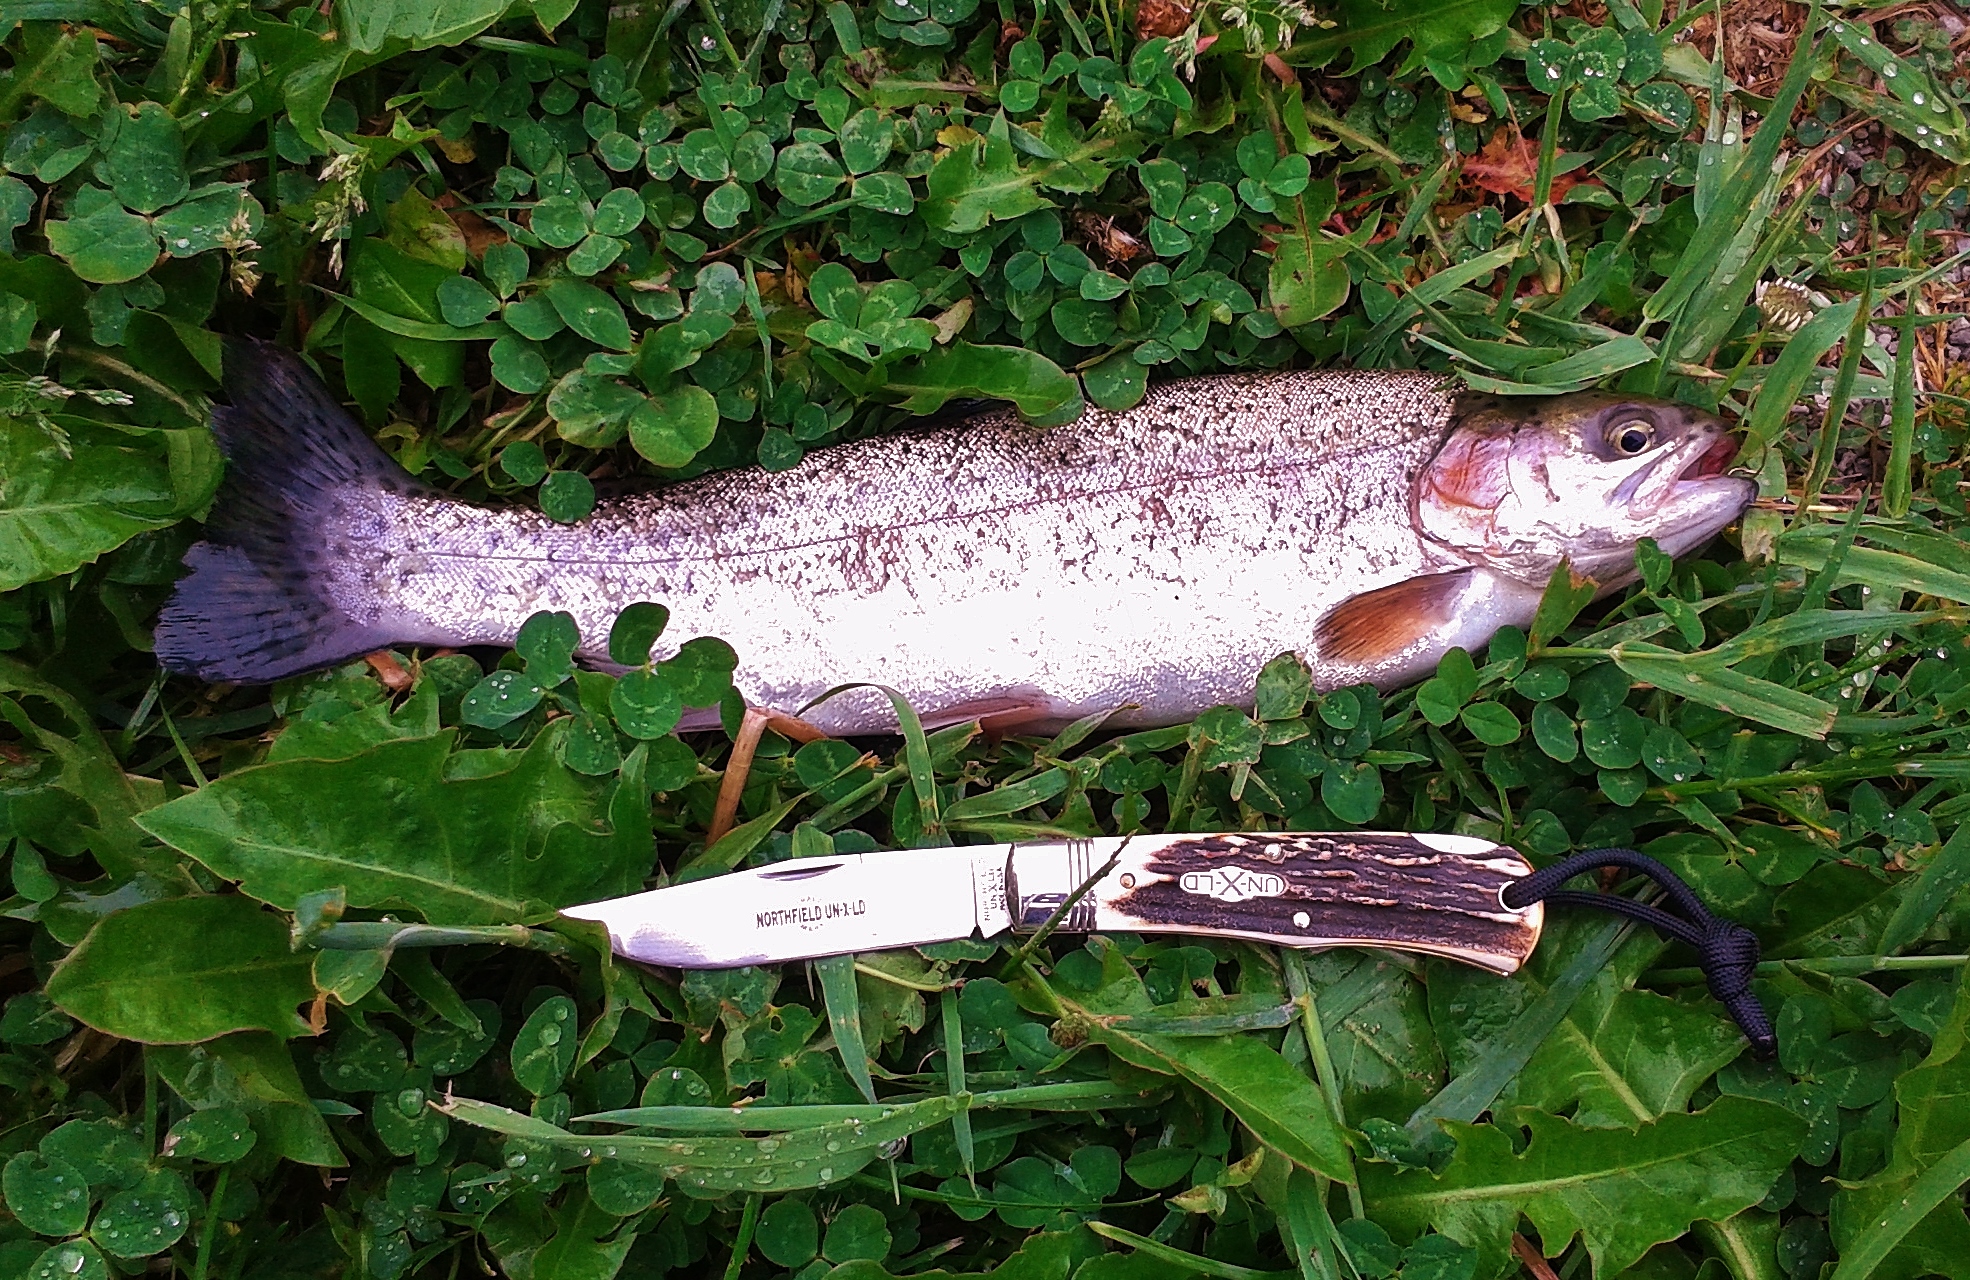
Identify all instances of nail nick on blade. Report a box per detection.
[155,344,1755,734]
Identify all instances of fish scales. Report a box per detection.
[352,370,1459,730]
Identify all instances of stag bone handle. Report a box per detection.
[1004,831,1543,975]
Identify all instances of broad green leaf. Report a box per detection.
[95,102,188,214]
[809,262,862,324]
[0,420,216,591]
[381,185,467,268]
[515,610,580,686]
[607,602,670,666]
[1268,225,1350,328]
[437,275,499,327]
[2,1152,90,1236]
[46,896,318,1044]
[499,440,549,485]
[490,334,550,392]
[136,729,653,926]
[1529,560,1598,650]
[1254,651,1312,721]
[530,197,589,248]
[757,1199,820,1267]
[853,171,914,214]
[1087,1026,1353,1183]
[0,24,103,118]
[510,996,578,1095]
[590,186,644,236]
[586,1159,665,1216]
[21,1241,111,1280]
[921,135,1050,234]
[0,290,33,353]
[340,0,512,52]
[91,1168,192,1258]
[1294,0,1515,70]
[628,384,719,467]
[44,200,158,284]
[1366,1097,1804,1277]
[885,341,1080,421]
[548,370,643,445]
[1832,973,1970,1280]
[1087,350,1150,411]
[539,469,596,522]
[545,278,634,350]
[1503,940,1745,1129]
[162,1107,256,1163]
[776,141,847,205]
[519,1187,638,1279]
[824,1203,892,1262]
[1317,958,1444,1123]
[0,658,162,879]
[458,670,545,728]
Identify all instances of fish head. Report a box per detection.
[1416,392,1757,586]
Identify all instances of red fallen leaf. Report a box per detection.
[1462,126,1595,204]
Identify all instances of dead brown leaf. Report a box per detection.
[1462,127,1593,205]
[1135,0,1193,38]
[436,191,507,257]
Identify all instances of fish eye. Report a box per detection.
[1608,420,1655,456]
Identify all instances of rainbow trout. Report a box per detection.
[156,345,1753,733]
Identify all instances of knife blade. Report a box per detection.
[560,831,1543,975]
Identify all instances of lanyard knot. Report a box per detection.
[1501,846,1776,1057]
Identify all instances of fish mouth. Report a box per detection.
[1676,433,1740,482]
[1611,430,1741,512]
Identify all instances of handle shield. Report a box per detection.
[1005,831,1542,975]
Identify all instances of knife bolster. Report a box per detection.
[1005,831,1542,975]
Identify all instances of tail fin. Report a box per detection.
[154,341,426,684]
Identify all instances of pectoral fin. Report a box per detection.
[1314,570,1478,666]
[1314,569,1545,691]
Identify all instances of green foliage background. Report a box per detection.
[3,0,1970,1277]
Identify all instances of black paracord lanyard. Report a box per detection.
[1502,847,1776,1057]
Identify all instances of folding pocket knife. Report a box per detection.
[562,832,1545,975]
